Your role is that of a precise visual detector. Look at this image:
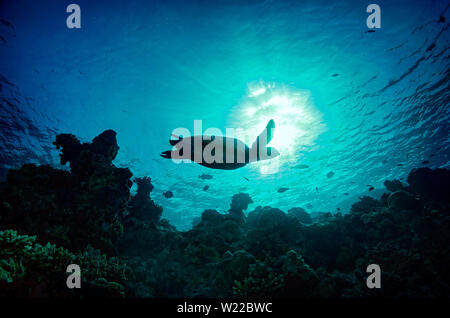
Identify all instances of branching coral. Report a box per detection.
[232,261,285,297]
[0,229,130,297]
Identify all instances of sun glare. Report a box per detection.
[228,82,326,174]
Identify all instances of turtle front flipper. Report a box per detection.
[170,134,183,146]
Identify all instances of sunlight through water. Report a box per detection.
[229,82,327,174]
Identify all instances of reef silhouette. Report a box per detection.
[0,130,449,297]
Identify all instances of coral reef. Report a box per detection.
[127,177,162,222]
[229,192,253,221]
[0,130,132,254]
[288,207,313,224]
[0,130,449,298]
[0,229,129,297]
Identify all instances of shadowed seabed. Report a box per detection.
[0,130,448,297]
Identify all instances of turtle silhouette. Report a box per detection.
[161,119,279,170]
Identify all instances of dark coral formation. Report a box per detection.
[128,177,162,222]
[0,130,132,254]
[0,130,161,296]
[288,207,313,224]
[0,130,449,298]
[229,192,253,221]
[0,229,129,297]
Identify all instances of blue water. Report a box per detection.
[0,0,449,229]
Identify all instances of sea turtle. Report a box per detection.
[161,119,279,170]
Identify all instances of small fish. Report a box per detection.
[422,160,429,164]
[243,177,249,181]
[367,185,373,187]
[430,153,435,158]
[366,29,376,33]
[426,43,436,52]
[163,191,173,199]
[0,19,14,30]
[344,193,349,196]
[438,15,446,23]
[294,164,310,169]
[331,73,339,77]
[203,185,209,191]
[78,71,88,79]
[326,171,335,178]
[397,163,404,167]
[199,173,213,180]
[337,208,341,211]
[368,186,375,192]
[350,181,356,184]
[306,203,313,209]
[278,187,289,193]
[316,187,319,193]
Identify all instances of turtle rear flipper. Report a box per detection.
[160,150,172,159]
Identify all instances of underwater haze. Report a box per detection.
[0,0,449,230]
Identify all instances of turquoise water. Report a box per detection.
[0,0,449,230]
